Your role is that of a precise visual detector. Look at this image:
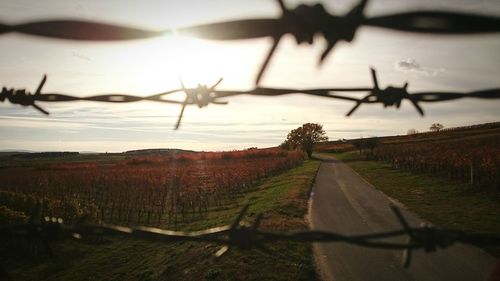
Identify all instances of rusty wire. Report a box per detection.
[1,204,499,269]
[1,0,500,85]
[1,68,499,129]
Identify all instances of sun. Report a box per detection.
[121,34,261,96]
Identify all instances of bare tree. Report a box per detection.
[351,139,365,155]
[430,123,444,132]
[365,137,380,158]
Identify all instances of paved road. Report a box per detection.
[308,156,497,281]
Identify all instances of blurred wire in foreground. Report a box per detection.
[1,0,499,84]
[2,68,499,129]
[1,204,499,272]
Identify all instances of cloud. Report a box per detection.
[71,52,91,61]
[395,58,444,76]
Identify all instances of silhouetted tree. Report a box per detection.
[351,138,365,154]
[430,123,444,132]
[365,137,380,158]
[282,123,328,158]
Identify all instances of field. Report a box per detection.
[0,148,322,280]
[315,122,500,191]
[0,148,303,226]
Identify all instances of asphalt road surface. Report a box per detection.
[309,156,498,281]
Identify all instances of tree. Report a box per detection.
[364,137,380,157]
[351,137,379,158]
[351,138,365,154]
[281,123,328,159]
[430,123,444,132]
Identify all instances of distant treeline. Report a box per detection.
[124,148,195,155]
[10,152,79,159]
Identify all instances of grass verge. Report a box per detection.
[319,152,500,257]
[1,159,321,281]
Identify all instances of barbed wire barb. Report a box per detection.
[0,74,49,115]
[345,67,422,116]
[175,77,227,129]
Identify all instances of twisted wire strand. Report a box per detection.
[2,7,499,41]
[1,204,499,267]
[2,69,499,128]
[1,0,499,85]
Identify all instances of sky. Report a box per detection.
[0,0,499,152]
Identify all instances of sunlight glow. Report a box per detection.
[115,34,262,97]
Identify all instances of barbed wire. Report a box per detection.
[1,0,499,128]
[1,204,499,272]
[1,2,499,279]
[1,0,500,85]
[2,68,499,129]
